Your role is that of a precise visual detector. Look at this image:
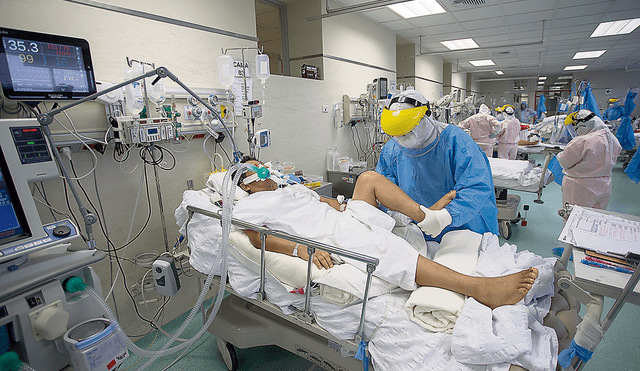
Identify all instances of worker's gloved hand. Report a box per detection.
[417,205,452,237]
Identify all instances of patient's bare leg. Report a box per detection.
[415,256,538,309]
[352,171,455,221]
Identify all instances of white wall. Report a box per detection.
[414,51,443,101]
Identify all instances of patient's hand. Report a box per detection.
[430,190,456,210]
[297,246,333,269]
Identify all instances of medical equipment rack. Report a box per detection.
[555,207,640,371]
[185,205,379,371]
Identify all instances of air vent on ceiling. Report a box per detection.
[494,51,511,55]
[451,0,487,6]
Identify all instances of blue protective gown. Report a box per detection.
[603,102,623,121]
[376,124,499,243]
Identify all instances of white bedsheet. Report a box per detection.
[175,190,558,371]
[489,157,548,187]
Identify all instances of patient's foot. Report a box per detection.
[430,190,456,210]
[471,268,538,309]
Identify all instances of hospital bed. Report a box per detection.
[174,175,580,371]
[489,155,554,239]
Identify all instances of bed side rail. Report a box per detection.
[185,205,379,341]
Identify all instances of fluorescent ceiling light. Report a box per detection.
[440,38,478,50]
[590,18,640,37]
[538,76,547,80]
[573,50,606,59]
[388,0,446,19]
[564,65,588,70]
[551,86,562,90]
[558,76,572,79]
[538,81,545,84]
[495,70,504,75]
[554,81,567,85]
[468,59,495,67]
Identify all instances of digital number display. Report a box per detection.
[0,28,96,100]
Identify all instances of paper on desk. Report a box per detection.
[558,206,640,256]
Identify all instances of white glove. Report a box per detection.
[417,205,452,237]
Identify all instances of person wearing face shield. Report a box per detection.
[603,97,624,121]
[376,88,498,243]
[557,110,622,209]
[459,103,500,157]
[496,105,521,160]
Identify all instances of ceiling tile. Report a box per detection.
[468,26,510,37]
[360,8,402,23]
[422,23,467,36]
[450,5,504,22]
[464,17,508,30]
[380,19,415,31]
[406,13,458,27]
[601,9,640,22]
[502,0,557,16]
[396,28,424,39]
[506,10,555,25]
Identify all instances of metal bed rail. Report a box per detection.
[185,205,380,342]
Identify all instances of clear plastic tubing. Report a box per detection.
[86,162,252,369]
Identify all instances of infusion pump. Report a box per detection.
[112,116,175,145]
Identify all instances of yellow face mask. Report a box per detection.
[380,106,429,136]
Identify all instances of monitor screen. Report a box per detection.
[0,148,31,247]
[0,27,96,100]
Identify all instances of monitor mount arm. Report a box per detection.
[37,67,242,249]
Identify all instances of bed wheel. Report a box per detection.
[510,212,522,224]
[500,220,512,240]
[217,338,238,371]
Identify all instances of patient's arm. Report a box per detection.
[243,229,333,269]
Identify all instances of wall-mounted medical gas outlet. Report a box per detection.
[322,105,329,113]
[184,105,203,121]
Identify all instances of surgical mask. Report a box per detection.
[394,116,435,148]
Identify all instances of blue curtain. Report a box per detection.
[536,95,546,120]
[616,90,638,150]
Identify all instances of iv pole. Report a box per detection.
[37,67,243,249]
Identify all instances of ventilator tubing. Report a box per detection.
[418,205,452,237]
[86,162,252,369]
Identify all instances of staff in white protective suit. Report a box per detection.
[557,110,622,209]
[496,105,521,160]
[459,104,500,157]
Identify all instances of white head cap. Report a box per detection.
[389,87,428,111]
[479,104,490,115]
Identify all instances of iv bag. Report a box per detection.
[217,55,235,88]
[255,54,270,82]
[123,66,144,116]
[144,64,166,106]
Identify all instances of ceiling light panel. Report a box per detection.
[538,76,547,80]
[495,70,504,75]
[573,50,607,59]
[590,18,640,37]
[538,81,545,84]
[388,0,446,19]
[468,59,495,67]
[564,65,588,70]
[440,38,479,50]
[557,75,573,79]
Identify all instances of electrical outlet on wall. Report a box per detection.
[322,105,329,113]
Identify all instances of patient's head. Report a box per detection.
[233,157,277,194]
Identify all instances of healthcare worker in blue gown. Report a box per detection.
[603,97,624,121]
[376,88,499,243]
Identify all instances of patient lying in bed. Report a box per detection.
[233,159,538,310]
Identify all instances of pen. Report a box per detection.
[584,256,634,270]
[580,259,635,274]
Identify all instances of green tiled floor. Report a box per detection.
[122,155,640,370]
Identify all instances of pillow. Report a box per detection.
[206,171,249,200]
[228,231,329,289]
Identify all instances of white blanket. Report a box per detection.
[231,185,420,291]
[404,230,481,333]
[489,157,548,187]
